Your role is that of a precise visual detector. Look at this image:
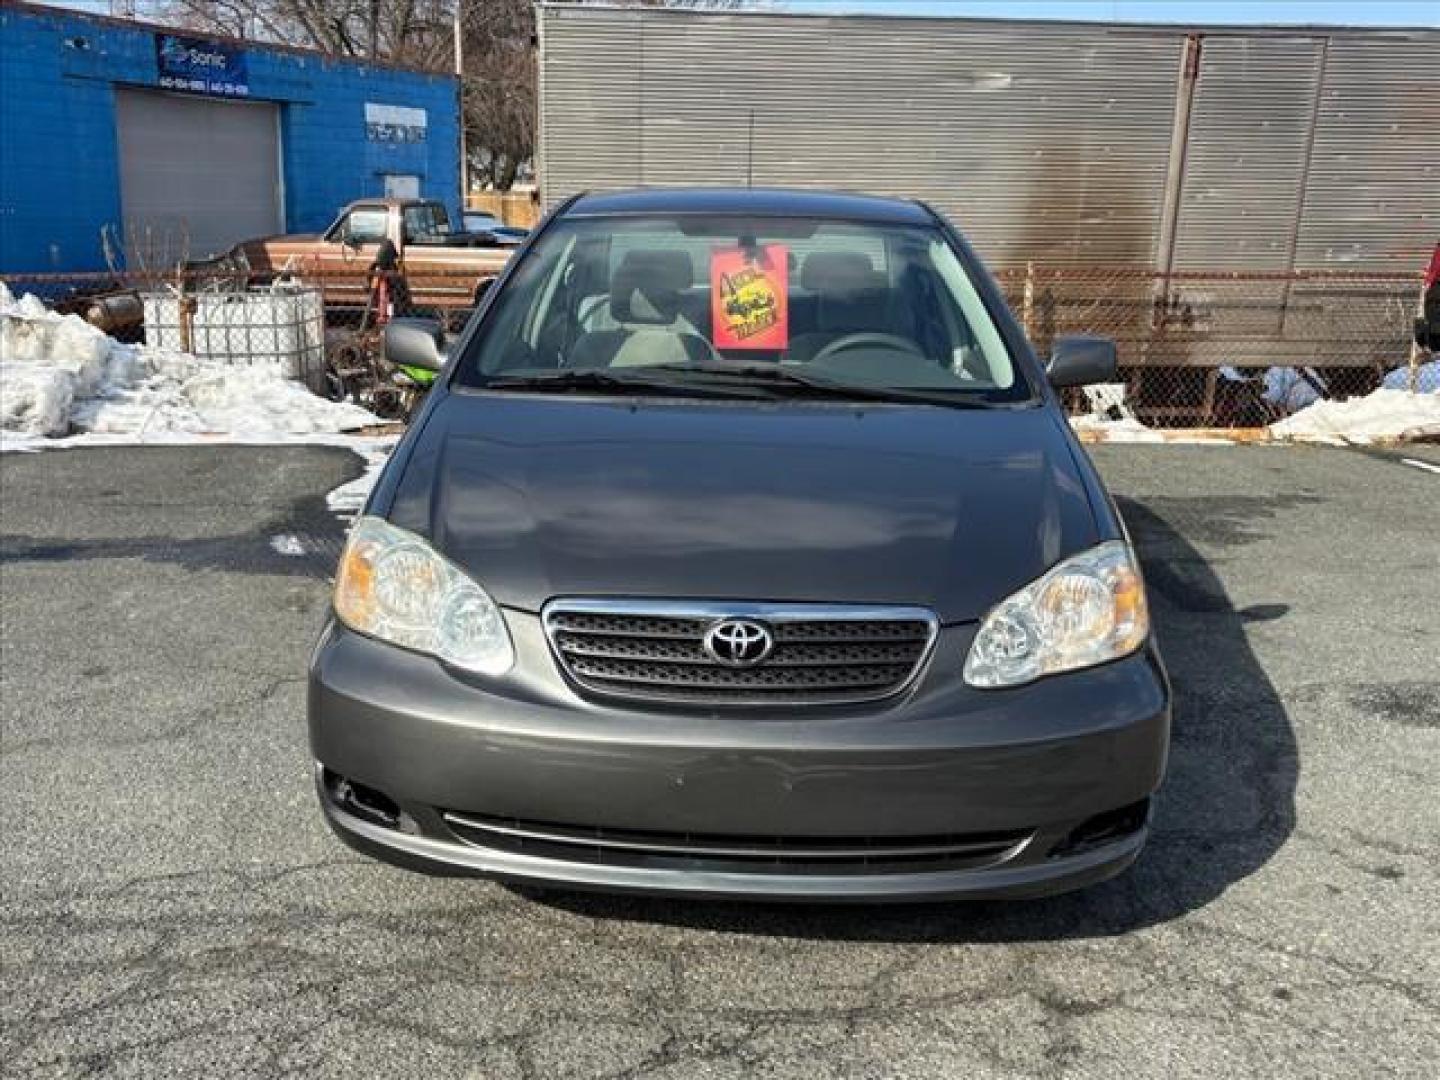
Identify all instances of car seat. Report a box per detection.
[570,250,712,368]
[567,249,714,368]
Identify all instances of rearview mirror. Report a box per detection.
[384,318,446,373]
[1047,334,1118,388]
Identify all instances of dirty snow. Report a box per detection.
[1067,382,1235,443]
[1269,388,1440,444]
[269,534,308,557]
[1,365,75,437]
[1071,367,1440,444]
[1068,414,1166,443]
[326,443,391,516]
[1,281,377,442]
[1069,382,1165,442]
[0,288,110,398]
[1218,362,1439,409]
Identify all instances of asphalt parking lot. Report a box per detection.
[2,442,1437,1078]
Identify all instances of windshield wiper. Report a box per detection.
[481,369,771,400]
[482,365,1001,408]
[643,363,999,408]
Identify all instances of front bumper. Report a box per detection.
[309,614,1170,901]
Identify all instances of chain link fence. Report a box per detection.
[992,265,1427,427]
[3,262,1427,429]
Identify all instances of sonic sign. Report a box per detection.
[154,34,249,97]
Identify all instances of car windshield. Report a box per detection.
[456,214,1029,403]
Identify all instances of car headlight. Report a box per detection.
[333,515,514,676]
[963,540,1148,689]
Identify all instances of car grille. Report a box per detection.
[542,601,938,705]
[443,811,1030,876]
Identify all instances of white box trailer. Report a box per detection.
[535,3,1438,276]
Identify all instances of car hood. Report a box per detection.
[385,393,1100,623]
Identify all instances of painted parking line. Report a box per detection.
[1401,458,1440,475]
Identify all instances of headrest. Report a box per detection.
[610,249,693,324]
[801,251,883,293]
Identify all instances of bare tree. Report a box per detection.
[455,0,534,190]
[161,1,455,62]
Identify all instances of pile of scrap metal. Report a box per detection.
[54,288,145,340]
[320,239,429,422]
[53,246,255,342]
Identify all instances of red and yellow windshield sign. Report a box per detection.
[712,245,789,350]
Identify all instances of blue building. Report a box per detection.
[0,1,461,273]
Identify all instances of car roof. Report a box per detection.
[342,197,440,211]
[566,187,934,225]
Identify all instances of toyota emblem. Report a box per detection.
[703,618,774,667]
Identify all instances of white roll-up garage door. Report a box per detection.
[115,88,282,261]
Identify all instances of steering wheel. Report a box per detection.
[809,332,928,367]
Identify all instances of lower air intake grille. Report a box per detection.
[443,811,1030,876]
[542,601,938,705]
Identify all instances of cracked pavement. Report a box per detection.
[1,443,1437,1078]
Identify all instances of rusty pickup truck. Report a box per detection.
[236,198,513,313]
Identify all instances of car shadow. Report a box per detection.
[516,495,1299,942]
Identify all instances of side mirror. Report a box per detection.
[384,318,446,373]
[1047,334,1118,388]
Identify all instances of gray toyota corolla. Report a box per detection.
[309,188,1170,901]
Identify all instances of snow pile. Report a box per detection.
[1068,413,1165,443]
[1,287,111,435]
[1,364,75,436]
[1219,363,1439,411]
[1068,381,1173,442]
[326,442,392,515]
[71,361,376,438]
[1067,382,1158,441]
[1270,388,1440,444]
[0,288,111,396]
[1,282,377,441]
[1070,367,1440,444]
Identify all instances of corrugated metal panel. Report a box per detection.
[1167,36,1326,341]
[1292,35,1440,272]
[1170,36,1324,271]
[539,8,644,201]
[541,7,1182,267]
[538,6,1440,277]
